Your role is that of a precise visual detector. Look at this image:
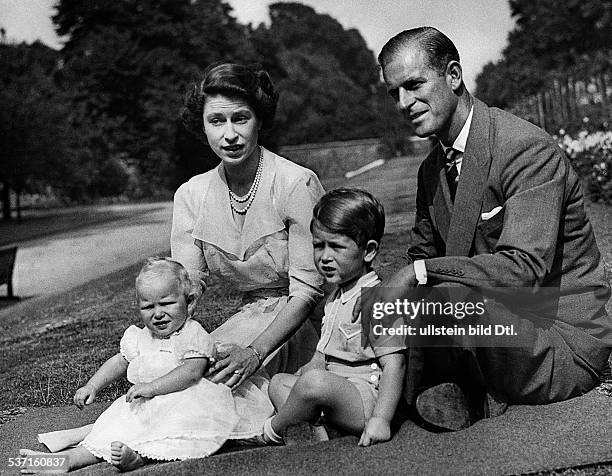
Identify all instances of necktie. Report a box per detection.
[445,148,460,201]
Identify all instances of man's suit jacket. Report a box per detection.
[406,98,611,375]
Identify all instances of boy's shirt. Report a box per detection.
[317,271,406,362]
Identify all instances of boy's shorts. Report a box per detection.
[325,357,381,420]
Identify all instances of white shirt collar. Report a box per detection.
[340,270,380,304]
[440,105,474,154]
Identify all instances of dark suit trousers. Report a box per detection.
[403,292,608,405]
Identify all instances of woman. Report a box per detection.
[174,62,325,389]
[37,63,325,452]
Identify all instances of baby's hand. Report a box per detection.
[126,383,154,402]
[74,385,97,409]
[358,416,391,447]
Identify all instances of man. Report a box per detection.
[365,27,611,430]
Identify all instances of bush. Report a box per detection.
[557,130,612,204]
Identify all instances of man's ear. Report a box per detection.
[363,240,379,264]
[446,60,463,92]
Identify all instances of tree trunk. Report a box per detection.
[16,188,21,221]
[1,182,11,221]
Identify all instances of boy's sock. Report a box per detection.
[263,417,284,444]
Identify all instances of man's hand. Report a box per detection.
[126,383,155,402]
[73,384,97,409]
[358,417,392,446]
[353,264,418,322]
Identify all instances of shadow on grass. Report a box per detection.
[0,296,28,312]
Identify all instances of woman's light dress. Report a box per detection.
[171,147,325,379]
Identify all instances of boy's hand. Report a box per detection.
[126,383,155,402]
[74,385,97,409]
[358,417,391,446]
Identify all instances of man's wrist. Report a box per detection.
[414,260,427,285]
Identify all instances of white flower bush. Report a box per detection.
[556,129,612,203]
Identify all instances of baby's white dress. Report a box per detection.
[80,319,255,462]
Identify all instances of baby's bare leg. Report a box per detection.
[38,424,94,452]
[19,446,100,473]
[271,369,365,436]
[110,441,147,472]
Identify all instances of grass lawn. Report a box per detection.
[0,159,610,474]
[0,227,413,410]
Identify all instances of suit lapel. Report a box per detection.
[446,99,493,256]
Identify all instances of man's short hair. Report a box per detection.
[378,26,460,75]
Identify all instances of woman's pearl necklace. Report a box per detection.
[228,147,263,215]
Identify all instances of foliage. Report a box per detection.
[52,0,254,195]
[0,41,76,219]
[2,1,407,208]
[249,2,408,147]
[558,130,612,204]
[475,0,611,108]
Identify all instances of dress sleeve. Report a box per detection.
[119,325,140,362]
[171,181,209,288]
[176,320,215,361]
[279,172,325,307]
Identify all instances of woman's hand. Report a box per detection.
[73,384,97,409]
[126,383,155,402]
[206,343,261,390]
[358,416,391,446]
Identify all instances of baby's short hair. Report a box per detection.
[135,257,193,299]
[311,188,385,247]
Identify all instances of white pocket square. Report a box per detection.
[481,206,503,220]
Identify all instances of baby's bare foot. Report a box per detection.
[19,449,69,473]
[110,441,145,472]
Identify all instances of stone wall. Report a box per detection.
[279,137,433,179]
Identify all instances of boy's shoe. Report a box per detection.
[416,382,508,431]
[234,417,286,446]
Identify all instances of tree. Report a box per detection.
[249,2,393,146]
[475,0,611,108]
[0,41,71,220]
[52,0,255,196]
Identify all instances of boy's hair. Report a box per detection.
[311,188,385,247]
[135,257,193,299]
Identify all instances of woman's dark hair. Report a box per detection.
[378,26,460,75]
[311,188,385,247]
[181,62,278,140]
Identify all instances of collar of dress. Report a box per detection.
[191,147,286,260]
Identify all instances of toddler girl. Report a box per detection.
[21,257,271,472]
[263,188,406,446]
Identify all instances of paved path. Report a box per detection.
[9,202,173,300]
[1,153,424,315]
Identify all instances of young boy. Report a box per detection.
[264,188,406,446]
